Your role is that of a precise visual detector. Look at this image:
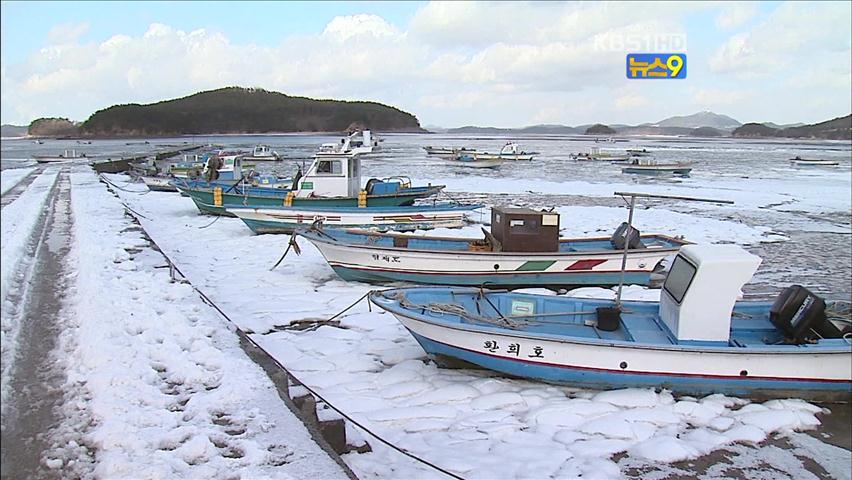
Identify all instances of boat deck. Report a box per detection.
[323,229,684,253]
[405,290,814,349]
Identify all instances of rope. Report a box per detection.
[198,215,222,229]
[270,233,301,270]
[98,173,151,195]
[119,206,465,480]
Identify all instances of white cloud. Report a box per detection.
[692,88,748,106]
[710,2,852,77]
[715,3,758,30]
[45,22,90,44]
[1,2,850,127]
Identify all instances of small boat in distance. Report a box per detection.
[626,148,652,157]
[448,152,503,168]
[622,158,692,176]
[241,144,281,162]
[472,142,536,161]
[370,244,852,401]
[424,146,477,156]
[790,156,840,166]
[33,149,87,163]
[571,147,630,162]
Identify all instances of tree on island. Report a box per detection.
[584,123,616,135]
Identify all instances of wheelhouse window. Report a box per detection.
[316,160,343,175]
[663,255,697,304]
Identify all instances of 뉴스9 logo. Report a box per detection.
[626,53,687,79]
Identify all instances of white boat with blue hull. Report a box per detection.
[370,244,852,401]
[226,204,478,234]
[296,208,687,288]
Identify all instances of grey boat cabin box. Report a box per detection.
[491,207,560,252]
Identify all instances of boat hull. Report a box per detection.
[227,206,473,234]
[180,185,444,216]
[370,291,851,401]
[622,166,692,175]
[304,231,678,287]
[447,157,503,168]
[141,176,178,192]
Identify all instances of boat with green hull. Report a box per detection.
[179,183,444,216]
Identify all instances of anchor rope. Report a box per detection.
[111,194,466,480]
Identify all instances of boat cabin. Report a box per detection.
[252,145,278,158]
[500,142,521,155]
[659,244,761,344]
[201,153,244,181]
[294,153,362,197]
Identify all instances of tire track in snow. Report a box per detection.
[1,165,45,208]
[1,171,76,479]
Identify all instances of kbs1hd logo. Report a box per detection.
[626,53,687,79]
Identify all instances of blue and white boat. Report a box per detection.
[370,244,852,401]
[226,203,479,234]
[297,222,687,287]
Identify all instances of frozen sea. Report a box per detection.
[1,133,850,479]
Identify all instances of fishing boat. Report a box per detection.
[470,142,536,162]
[141,176,178,192]
[790,156,840,167]
[33,149,87,163]
[571,147,630,162]
[226,203,477,234]
[241,144,282,162]
[370,243,852,401]
[447,152,504,168]
[622,158,692,175]
[319,130,378,156]
[423,146,466,155]
[296,207,688,287]
[178,150,444,215]
[626,148,652,157]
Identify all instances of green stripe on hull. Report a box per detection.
[515,260,556,271]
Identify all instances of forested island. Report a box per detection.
[28,87,425,137]
[733,115,851,140]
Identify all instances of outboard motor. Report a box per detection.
[611,222,645,250]
[770,285,842,343]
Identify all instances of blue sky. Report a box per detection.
[1,1,850,127]
[1,1,423,64]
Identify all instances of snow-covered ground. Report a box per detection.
[1,170,59,403]
[1,170,350,478]
[110,173,850,479]
[1,133,849,478]
[0,167,35,195]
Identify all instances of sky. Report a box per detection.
[1,1,850,128]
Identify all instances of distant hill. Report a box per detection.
[585,124,616,135]
[690,126,724,137]
[445,126,516,134]
[29,118,80,137]
[1,124,28,137]
[777,115,851,140]
[732,123,779,137]
[653,111,741,130]
[733,115,851,140]
[80,87,425,137]
[762,122,805,129]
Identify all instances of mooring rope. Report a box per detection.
[110,195,466,480]
[98,173,152,195]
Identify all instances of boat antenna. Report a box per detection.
[612,191,735,308]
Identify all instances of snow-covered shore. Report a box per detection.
[111,173,850,479]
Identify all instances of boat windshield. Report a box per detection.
[663,254,697,303]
